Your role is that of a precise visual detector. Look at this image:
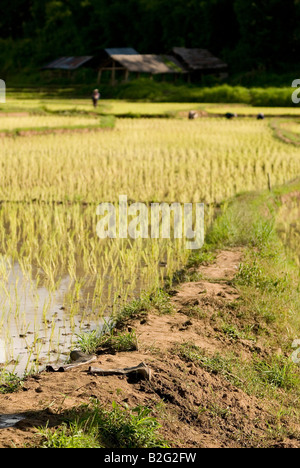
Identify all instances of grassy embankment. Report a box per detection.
[4,78,299,107]
[271,119,300,146]
[2,85,300,128]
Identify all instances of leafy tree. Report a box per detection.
[0,0,298,75]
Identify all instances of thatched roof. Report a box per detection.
[42,56,94,70]
[110,54,185,74]
[105,48,139,56]
[172,47,228,71]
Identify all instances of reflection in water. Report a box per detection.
[0,338,5,364]
[0,257,101,376]
[0,414,25,429]
[0,239,170,376]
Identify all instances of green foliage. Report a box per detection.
[175,342,236,379]
[221,323,241,340]
[38,400,169,448]
[235,261,288,293]
[76,327,138,354]
[1,0,299,78]
[187,248,216,269]
[75,329,105,355]
[233,0,297,71]
[254,356,300,390]
[0,371,23,394]
[99,115,116,129]
[112,80,295,107]
[205,197,277,249]
[115,289,173,327]
[38,421,101,448]
[95,330,139,354]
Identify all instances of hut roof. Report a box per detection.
[105,48,139,56]
[111,54,185,74]
[42,56,94,70]
[172,47,228,71]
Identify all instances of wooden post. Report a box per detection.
[111,61,116,86]
[97,69,102,84]
[267,173,272,191]
[124,68,129,82]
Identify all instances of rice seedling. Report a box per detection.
[0,370,23,394]
[0,117,299,203]
[0,114,102,132]
[276,194,300,267]
[76,329,138,355]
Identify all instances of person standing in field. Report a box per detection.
[92,89,100,108]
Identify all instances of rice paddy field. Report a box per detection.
[277,191,300,267]
[0,95,300,375]
[0,114,102,131]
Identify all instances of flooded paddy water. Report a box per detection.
[0,202,185,376]
[0,249,171,376]
[0,257,100,375]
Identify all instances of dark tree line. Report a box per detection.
[0,0,299,74]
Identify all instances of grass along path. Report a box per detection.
[0,115,115,137]
[270,118,300,146]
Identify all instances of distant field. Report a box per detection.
[277,187,300,267]
[1,115,299,202]
[2,93,300,117]
[204,104,300,116]
[0,114,101,131]
[1,94,198,116]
